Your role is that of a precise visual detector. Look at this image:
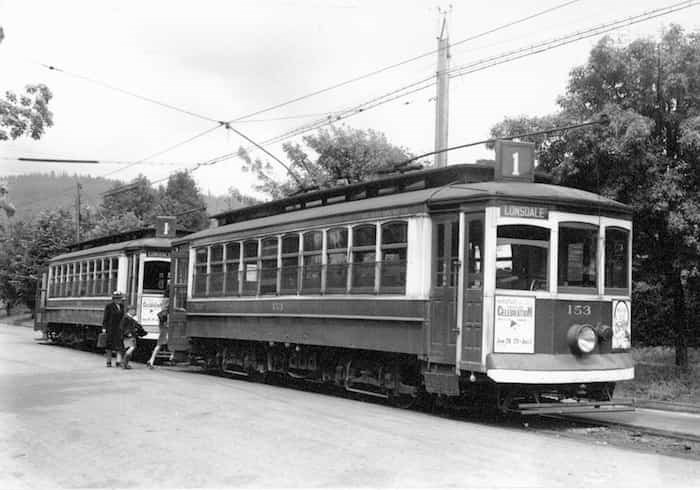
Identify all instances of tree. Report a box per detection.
[0,27,54,141]
[84,211,145,240]
[490,26,700,366]
[100,175,156,222]
[239,125,416,198]
[0,209,74,315]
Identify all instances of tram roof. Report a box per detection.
[180,180,631,244]
[50,237,173,263]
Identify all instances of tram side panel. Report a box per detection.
[184,298,428,355]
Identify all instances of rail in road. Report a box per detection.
[552,407,700,443]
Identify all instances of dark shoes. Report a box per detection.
[106,362,112,368]
[146,362,154,369]
[115,362,122,368]
[123,364,132,370]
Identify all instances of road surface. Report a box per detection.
[1,323,699,488]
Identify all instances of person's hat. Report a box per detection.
[112,290,124,298]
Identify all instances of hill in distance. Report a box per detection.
[3,172,253,222]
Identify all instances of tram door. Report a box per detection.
[168,245,189,358]
[429,216,460,364]
[461,214,484,366]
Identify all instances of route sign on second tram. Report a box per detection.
[495,140,536,182]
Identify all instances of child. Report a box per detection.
[119,306,146,369]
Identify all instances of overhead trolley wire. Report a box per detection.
[17,0,582,193]
[39,64,221,124]
[224,0,583,124]
[177,0,699,181]
[17,1,696,208]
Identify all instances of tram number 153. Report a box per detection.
[568,304,592,316]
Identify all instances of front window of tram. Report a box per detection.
[496,225,549,291]
[558,223,598,290]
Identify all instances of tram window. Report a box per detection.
[496,225,549,291]
[95,260,103,296]
[302,231,323,293]
[435,221,459,287]
[193,247,208,297]
[605,227,629,290]
[87,261,95,296]
[326,228,348,293]
[352,225,377,291]
[558,223,597,290]
[78,262,85,296]
[242,240,259,295]
[281,235,300,294]
[173,256,189,310]
[261,237,279,295]
[468,219,483,289]
[110,258,119,293]
[209,244,224,296]
[143,260,170,293]
[224,242,241,296]
[67,263,75,296]
[380,221,407,293]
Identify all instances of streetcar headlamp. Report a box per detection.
[567,324,597,355]
[612,301,631,350]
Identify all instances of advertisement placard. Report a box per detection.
[494,296,535,353]
[140,295,167,327]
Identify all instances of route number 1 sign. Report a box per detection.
[495,140,536,182]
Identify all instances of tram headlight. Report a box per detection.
[612,301,631,350]
[567,324,597,355]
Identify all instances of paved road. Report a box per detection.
[2,323,700,488]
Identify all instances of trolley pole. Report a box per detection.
[434,9,451,168]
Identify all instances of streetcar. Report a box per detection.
[167,141,634,414]
[34,216,186,349]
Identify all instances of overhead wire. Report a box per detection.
[15,0,697,207]
[14,0,585,194]
[224,0,583,124]
[38,64,221,124]
[180,0,699,182]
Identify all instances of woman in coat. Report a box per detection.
[102,291,125,367]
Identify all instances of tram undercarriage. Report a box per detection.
[189,337,633,414]
[190,338,422,407]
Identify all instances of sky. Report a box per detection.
[1,0,699,206]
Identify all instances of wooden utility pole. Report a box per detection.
[434,9,451,168]
[75,182,82,242]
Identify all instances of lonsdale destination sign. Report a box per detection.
[500,205,549,220]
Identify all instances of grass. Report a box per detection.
[616,347,700,404]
